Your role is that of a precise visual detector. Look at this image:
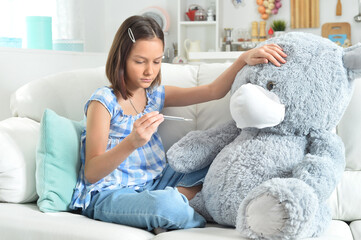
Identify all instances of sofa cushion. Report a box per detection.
[152,220,353,240]
[10,67,108,122]
[196,63,233,131]
[0,117,39,203]
[328,170,361,221]
[36,109,83,212]
[159,63,199,151]
[350,221,361,240]
[0,203,154,240]
[337,78,361,170]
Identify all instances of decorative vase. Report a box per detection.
[274,31,286,37]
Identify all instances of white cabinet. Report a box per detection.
[177,0,243,62]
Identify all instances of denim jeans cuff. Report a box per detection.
[176,166,209,188]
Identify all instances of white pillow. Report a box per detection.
[0,117,40,203]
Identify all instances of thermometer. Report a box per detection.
[163,115,193,121]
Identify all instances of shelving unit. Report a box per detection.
[177,0,218,61]
[177,0,243,62]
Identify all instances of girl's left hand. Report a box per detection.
[241,44,287,67]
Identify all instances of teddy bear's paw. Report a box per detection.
[236,178,319,239]
[167,131,220,173]
[241,193,287,238]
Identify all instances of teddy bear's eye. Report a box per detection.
[266,81,275,91]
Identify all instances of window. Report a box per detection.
[0,0,84,52]
[0,0,56,48]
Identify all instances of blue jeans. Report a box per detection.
[82,164,208,231]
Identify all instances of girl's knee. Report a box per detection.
[148,188,190,215]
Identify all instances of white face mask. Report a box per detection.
[230,83,285,129]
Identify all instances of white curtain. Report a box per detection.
[54,0,84,41]
[0,0,23,40]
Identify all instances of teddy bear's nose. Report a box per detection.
[230,83,285,129]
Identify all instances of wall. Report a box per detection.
[83,0,106,52]
[82,0,178,53]
[103,0,178,53]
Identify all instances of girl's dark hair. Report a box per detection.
[106,15,164,100]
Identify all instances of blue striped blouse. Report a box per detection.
[70,86,166,210]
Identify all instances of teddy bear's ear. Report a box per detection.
[343,43,361,78]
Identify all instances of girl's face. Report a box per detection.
[125,37,163,92]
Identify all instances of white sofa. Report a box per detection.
[0,63,360,240]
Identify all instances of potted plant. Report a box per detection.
[271,19,287,37]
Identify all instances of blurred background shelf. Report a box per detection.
[179,21,216,26]
[188,51,244,60]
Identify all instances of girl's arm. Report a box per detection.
[164,44,287,107]
[84,101,164,183]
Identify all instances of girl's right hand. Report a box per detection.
[128,111,164,149]
[240,43,287,67]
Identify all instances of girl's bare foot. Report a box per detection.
[177,184,203,200]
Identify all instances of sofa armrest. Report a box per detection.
[0,117,40,203]
[10,67,108,122]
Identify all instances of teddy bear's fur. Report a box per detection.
[167,32,361,239]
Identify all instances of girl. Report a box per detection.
[70,15,286,232]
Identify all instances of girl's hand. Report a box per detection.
[128,111,164,149]
[241,44,287,67]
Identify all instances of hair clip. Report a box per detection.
[128,28,136,43]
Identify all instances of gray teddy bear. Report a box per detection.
[167,32,361,239]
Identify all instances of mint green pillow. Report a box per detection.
[36,109,84,212]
